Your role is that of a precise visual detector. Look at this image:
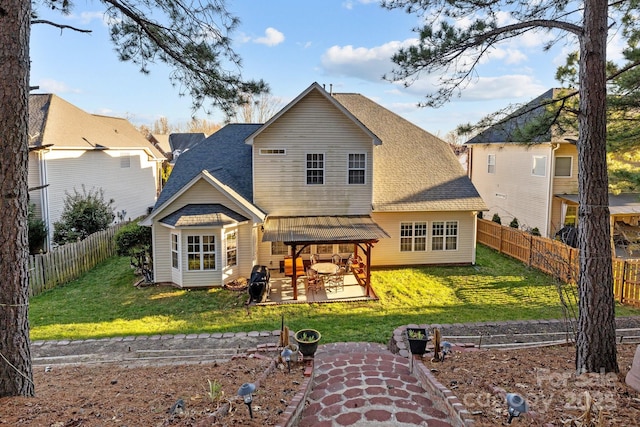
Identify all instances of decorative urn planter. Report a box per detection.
[294,329,321,357]
[406,327,429,355]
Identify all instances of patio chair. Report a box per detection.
[326,266,346,292]
[331,253,342,265]
[310,254,320,265]
[306,268,324,295]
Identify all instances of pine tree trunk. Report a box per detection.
[0,0,35,397]
[575,0,618,373]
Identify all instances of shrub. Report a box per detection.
[28,203,47,254]
[530,227,541,236]
[491,213,501,224]
[53,186,115,245]
[115,221,152,256]
[509,218,519,228]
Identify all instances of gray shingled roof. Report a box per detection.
[262,215,390,243]
[154,124,261,210]
[159,204,249,227]
[466,88,573,144]
[332,93,486,212]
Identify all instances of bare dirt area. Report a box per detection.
[426,343,640,426]
[0,355,307,427]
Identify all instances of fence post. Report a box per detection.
[621,260,627,304]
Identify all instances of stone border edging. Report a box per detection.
[275,359,315,427]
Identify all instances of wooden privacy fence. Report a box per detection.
[477,218,640,308]
[28,223,125,297]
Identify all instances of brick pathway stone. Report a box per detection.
[299,342,453,427]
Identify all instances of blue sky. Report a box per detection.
[29,0,626,138]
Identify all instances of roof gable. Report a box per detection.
[245,82,381,146]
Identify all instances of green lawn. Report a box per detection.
[29,245,640,344]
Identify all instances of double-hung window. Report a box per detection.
[487,154,496,174]
[187,235,216,271]
[225,230,237,267]
[171,233,179,269]
[532,155,547,177]
[348,153,366,184]
[400,222,427,252]
[306,153,324,185]
[432,221,458,251]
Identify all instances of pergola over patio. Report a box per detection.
[262,215,390,300]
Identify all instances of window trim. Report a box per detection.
[431,221,459,251]
[187,234,216,271]
[171,233,179,270]
[348,153,366,185]
[306,152,325,185]
[400,221,427,252]
[487,154,496,174]
[532,155,547,177]
[225,229,237,268]
[554,156,573,178]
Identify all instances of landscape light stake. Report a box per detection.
[281,347,292,373]
[237,383,256,419]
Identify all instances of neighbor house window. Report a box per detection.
[187,235,216,271]
[348,153,366,184]
[532,155,547,176]
[306,153,324,185]
[225,230,237,267]
[555,156,572,177]
[400,222,427,252]
[487,154,496,174]
[564,205,577,227]
[171,233,179,269]
[271,241,288,256]
[432,221,458,251]
[120,152,131,168]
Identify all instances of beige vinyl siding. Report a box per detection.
[371,211,477,266]
[552,144,579,194]
[253,91,373,216]
[470,144,551,235]
[151,179,259,287]
[43,148,157,227]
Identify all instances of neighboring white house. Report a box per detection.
[28,93,164,248]
[142,82,487,292]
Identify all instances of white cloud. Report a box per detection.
[463,75,547,101]
[320,39,417,82]
[254,27,285,46]
[486,47,528,65]
[36,78,80,94]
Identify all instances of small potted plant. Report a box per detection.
[294,329,321,357]
[406,327,429,355]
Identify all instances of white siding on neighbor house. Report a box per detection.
[252,91,373,216]
[28,151,44,218]
[371,211,477,266]
[43,148,158,237]
[470,144,552,236]
[151,178,259,287]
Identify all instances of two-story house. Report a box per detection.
[466,89,580,238]
[29,93,164,249]
[141,83,486,295]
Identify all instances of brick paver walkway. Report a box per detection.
[298,342,453,427]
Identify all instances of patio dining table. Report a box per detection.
[310,262,339,275]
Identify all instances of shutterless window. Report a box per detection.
[487,154,496,174]
[225,230,237,267]
[306,153,324,185]
[555,156,572,177]
[259,148,286,155]
[400,222,427,252]
[187,235,216,271]
[532,155,547,176]
[316,244,333,255]
[348,153,366,184]
[171,233,179,269]
[271,241,288,256]
[432,221,458,251]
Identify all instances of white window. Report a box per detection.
[555,156,572,177]
[187,235,216,271]
[432,221,458,251]
[259,148,286,155]
[306,153,324,185]
[348,153,366,184]
[120,152,131,168]
[532,155,547,177]
[487,154,496,174]
[338,243,352,254]
[225,230,237,267]
[271,241,288,256]
[400,222,427,252]
[171,233,179,269]
[316,244,333,255]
